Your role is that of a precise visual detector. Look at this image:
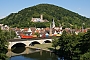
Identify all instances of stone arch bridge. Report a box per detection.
[8,38,52,50]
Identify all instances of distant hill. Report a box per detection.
[0,4,90,28]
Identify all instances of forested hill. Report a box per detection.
[0,4,90,28]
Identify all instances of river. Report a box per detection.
[6,47,61,60]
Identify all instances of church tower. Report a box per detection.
[52,19,55,28]
[49,23,52,36]
[40,14,43,20]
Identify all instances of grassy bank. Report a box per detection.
[30,43,60,51]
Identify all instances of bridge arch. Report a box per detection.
[8,41,30,50]
[44,40,51,43]
[11,43,26,48]
[11,43,26,53]
[11,42,26,49]
[30,41,40,46]
[43,39,52,43]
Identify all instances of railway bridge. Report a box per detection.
[8,38,52,50]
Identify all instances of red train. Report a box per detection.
[20,34,33,39]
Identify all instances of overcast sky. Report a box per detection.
[0,0,90,19]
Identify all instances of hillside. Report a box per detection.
[0,4,90,28]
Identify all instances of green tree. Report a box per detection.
[0,29,8,60]
[58,30,82,59]
[52,36,59,50]
[34,32,40,37]
[0,28,16,60]
[79,30,90,60]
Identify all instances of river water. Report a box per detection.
[6,47,61,60]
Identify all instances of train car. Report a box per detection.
[20,34,33,39]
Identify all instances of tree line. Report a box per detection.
[0,28,16,60]
[52,30,90,60]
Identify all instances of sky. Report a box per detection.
[0,0,90,19]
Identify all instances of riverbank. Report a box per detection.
[29,43,60,52]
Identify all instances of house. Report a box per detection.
[0,24,9,31]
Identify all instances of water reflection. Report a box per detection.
[6,47,40,57]
[22,50,58,60]
[6,47,59,60]
[11,47,26,53]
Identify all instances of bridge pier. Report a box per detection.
[6,50,12,57]
[39,39,44,44]
[25,40,30,48]
[8,42,12,50]
[26,47,30,54]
